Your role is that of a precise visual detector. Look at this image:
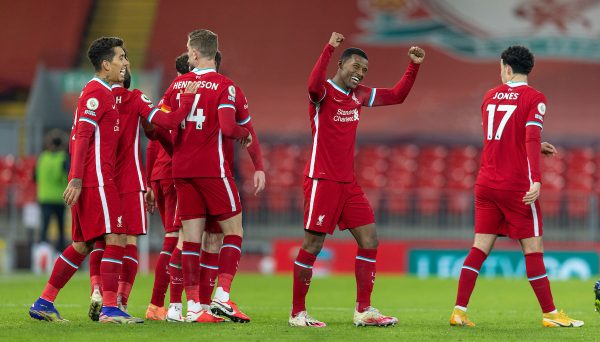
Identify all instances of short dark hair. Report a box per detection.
[188,29,218,59]
[175,53,189,74]
[501,46,534,75]
[215,51,222,72]
[340,47,368,64]
[123,68,132,89]
[88,37,124,71]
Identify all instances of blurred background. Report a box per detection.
[0,0,599,279]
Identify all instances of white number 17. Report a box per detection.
[486,104,516,140]
[177,93,206,130]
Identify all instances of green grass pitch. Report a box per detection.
[0,273,598,341]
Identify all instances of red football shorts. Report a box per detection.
[152,179,179,233]
[119,191,147,235]
[71,184,125,242]
[303,177,375,234]
[474,184,543,239]
[174,177,241,221]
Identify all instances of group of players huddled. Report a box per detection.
[29,28,584,328]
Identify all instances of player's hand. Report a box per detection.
[329,32,345,48]
[145,187,156,214]
[183,81,200,94]
[253,170,266,196]
[238,133,253,149]
[408,46,425,64]
[541,142,557,157]
[63,178,82,207]
[523,182,541,205]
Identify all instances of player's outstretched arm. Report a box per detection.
[147,82,199,129]
[308,32,344,103]
[365,46,424,107]
[218,105,251,140]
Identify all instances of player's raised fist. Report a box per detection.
[329,32,345,48]
[408,46,425,64]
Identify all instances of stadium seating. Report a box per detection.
[2,143,598,222]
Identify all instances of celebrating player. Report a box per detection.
[449,46,583,328]
[198,51,265,321]
[145,52,190,321]
[289,32,424,327]
[29,37,141,324]
[146,29,253,323]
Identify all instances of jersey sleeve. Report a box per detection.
[234,86,251,125]
[133,89,159,119]
[218,83,249,139]
[77,88,109,127]
[525,93,546,131]
[361,62,420,107]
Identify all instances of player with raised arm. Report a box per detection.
[289,32,424,327]
[29,37,141,323]
[147,29,253,323]
[144,52,190,321]
[449,46,583,328]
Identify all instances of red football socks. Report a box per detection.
[291,248,317,316]
[217,235,242,293]
[118,244,138,306]
[169,248,183,304]
[525,252,556,313]
[150,236,177,307]
[101,244,124,307]
[182,242,201,302]
[41,245,86,302]
[355,248,377,313]
[455,247,487,308]
[199,251,219,305]
[89,240,105,293]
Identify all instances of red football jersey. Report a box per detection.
[112,85,158,193]
[69,77,120,187]
[159,68,238,178]
[221,85,251,169]
[304,44,420,183]
[304,80,373,182]
[476,81,547,191]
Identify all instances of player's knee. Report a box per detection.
[360,237,378,249]
[302,238,324,255]
[72,241,93,255]
[202,233,223,253]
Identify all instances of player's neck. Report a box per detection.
[506,74,527,84]
[192,60,216,71]
[95,72,113,86]
[331,75,349,92]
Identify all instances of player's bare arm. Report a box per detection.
[254,170,266,196]
[408,46,425,64]
[329,32,344,48]
[63,178,82,206]
[541,142,557,157]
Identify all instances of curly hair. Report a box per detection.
[88,37,124,71]
[175,53,190,74]
[501,46,534,75]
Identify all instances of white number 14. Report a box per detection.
[177,93,205,130]
[486,104,516,140]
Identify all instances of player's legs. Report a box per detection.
[30,240,92,322]
[166,230,185,322]
[89,240,105,294]
[118,235,139,311]
[147,231,178,320]
[210,213,249,323]
[199,224,222,309]
[118,191,148,312]
[289,230,326,327]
